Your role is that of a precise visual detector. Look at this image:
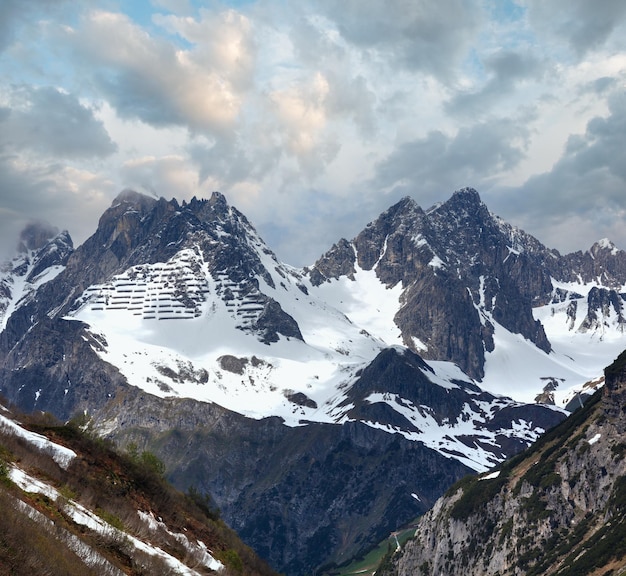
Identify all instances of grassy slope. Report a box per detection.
[0,406,279,576]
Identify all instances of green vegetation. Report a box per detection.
[324,526,416,576]
[604,349,626,379]
[0,407,279,576]
[449,471,507,521]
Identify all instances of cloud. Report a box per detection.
[0,0,74,53]
[371,117,530,206]
[526,0,626,57]
[488,89,626,252]
[313,0,483,78]
[119,154,205,199]
[446,50,547,117]
[0,153,115,260]
[286,16,378,137]
[63,9,255,134]
[0,86,116,158]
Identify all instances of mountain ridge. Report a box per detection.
[0,186,625,574]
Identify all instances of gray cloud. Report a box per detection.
[313,0,482,78]
[0,0,70,53]
[0,86,116,158]
[527,0,626,57]
[0,152,115,261]
[446,51,547,117]
[487,90,626,253]
[371,117,530,206]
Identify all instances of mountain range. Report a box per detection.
[0,187,625,574]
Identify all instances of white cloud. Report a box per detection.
[1,0,626,267]
[64,10,249,134]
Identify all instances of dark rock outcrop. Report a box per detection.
[95,393,473,576]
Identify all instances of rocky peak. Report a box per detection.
[112,188,158,209]
[553,238,626,288]
[353,196,427,274]
[17,221,61,253]
[591,237,619,257]
[426,187,498,263]
[26,230,74,282]
[307,238,356,285]
[444,186,484,210]
[208,190,229,212]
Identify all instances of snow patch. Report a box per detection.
[480,470,501,481]
[0,413,76,469]
[588,433,601,445]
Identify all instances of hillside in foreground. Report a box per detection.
[0,400,277,576]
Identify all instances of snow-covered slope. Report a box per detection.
[304,190,626,408]
[0,226,72,330]
[69,244,384,426]
[68,240,563,472]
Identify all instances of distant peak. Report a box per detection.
[429,187,484,216]
[383,195,422,219]
[111,189,160,216]
[208,191,229,210]
[595,238,616,249]
[591,238,619,255]
[17,221,60,252]
[451,187,482,203]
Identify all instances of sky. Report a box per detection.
[0,0,625,266]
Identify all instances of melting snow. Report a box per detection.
[588,433,601,445]
[9,465,223,574]
[0,413,76,469]
[480,470,501,481]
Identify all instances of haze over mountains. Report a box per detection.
[1,187,625,574]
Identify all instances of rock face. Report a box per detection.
[94,390,474,576]
[0,190,302,360]
[307,189,556,379]
[0,224,73,331]
[308,188,626,380]
[381,352,626,576]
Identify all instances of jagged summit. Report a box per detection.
[443,185,483,206]
[591,237,620,255]
[0,225,73,331]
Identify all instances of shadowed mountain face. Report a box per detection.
[1,187,625,574]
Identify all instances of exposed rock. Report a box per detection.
[306,188,556,379]
[381,354,626,576]
[95,393,473,576]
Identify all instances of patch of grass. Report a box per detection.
[327,526,416,576]
[449,472,507,521]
